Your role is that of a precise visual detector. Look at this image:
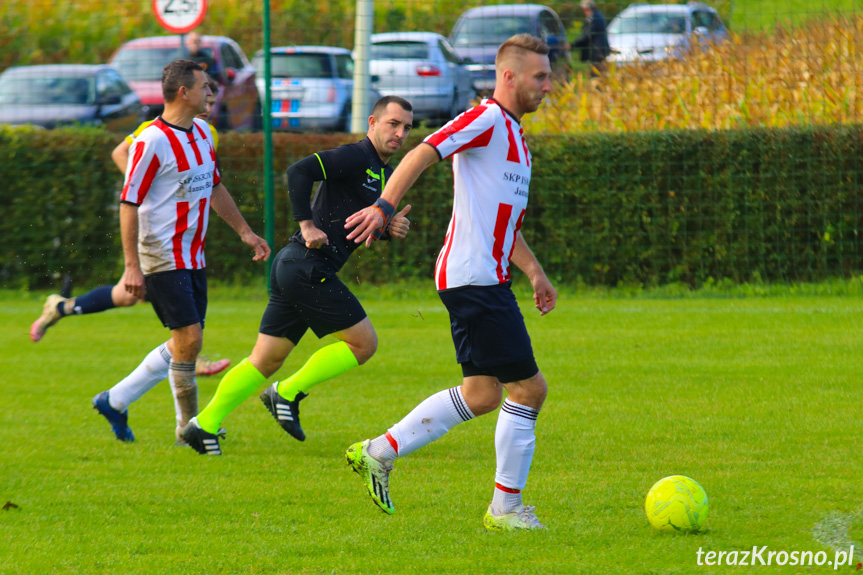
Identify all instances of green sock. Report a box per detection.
[196,358,266,433]
[277,341,359,400]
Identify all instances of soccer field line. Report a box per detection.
[813,509,863,563]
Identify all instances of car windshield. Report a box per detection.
[608,13,688,35]
[0,75,95,105]
[452,16,533,47]
[371,41,430,60]
[253,53,335,79]
[112,46,215,81]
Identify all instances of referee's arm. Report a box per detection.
[345,142,439,245]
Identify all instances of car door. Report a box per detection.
[438,37,474,110]
[96,69,140,132]
[539,9,569,65]
[219,42,258,130]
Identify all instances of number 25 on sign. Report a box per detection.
[152,0,208,34]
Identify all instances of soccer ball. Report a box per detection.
[644,475,709,532]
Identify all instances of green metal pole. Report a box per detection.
[262,0,275,289]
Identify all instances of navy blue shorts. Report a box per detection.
[438,282,538,383]
[145,268,207,330]
[259,243,366,344]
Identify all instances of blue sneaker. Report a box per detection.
[92,391,135,442]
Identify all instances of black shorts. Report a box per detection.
[438,282,538,384]
[259,242,366,344]
[144,268,207,330]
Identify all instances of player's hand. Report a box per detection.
[345,205,384,246]
[242,232,271,261]
[387,204,412,240]
[121,266,145,299]
[531,274,557,316]
[299,221,330,250]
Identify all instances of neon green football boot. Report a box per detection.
[346,439,395,515]
[482,504,546,531]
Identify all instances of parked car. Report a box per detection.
[253,46,381,132]
[606,2,728,65]
[109,35,260,130]
[0,64,144,131]
[369,32,475,123]
[450,4,570,94]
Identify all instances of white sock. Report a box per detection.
[169,360,197,429]
[379,386,475,459]
[492,398,539,513]
[491,485,523,516]
[108,342,171,412]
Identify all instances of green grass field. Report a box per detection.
[1,284,861,574]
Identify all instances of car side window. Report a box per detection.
[336,54,353,79]
[539,11,555,40]
[97,71,124,97]
[691,10,710,30]
[438,39,461,64]
[221,44,243,70]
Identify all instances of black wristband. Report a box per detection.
[373,197,395,225]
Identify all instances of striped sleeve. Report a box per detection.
[120,136,162,205]
[424,105,495,160]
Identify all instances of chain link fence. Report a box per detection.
[0,0,861,288]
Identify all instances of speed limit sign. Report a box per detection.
[152,0,208,34]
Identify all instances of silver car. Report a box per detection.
[370,32,475,123]
[607,2,728,65]
[253,46,380,132]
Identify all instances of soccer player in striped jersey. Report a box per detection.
[344,34,557,531]
[179,96,414,455]
[29,76,229,376]
[91,60,270,443]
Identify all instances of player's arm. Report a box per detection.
[111,139,132,173]
[345,143,439,246]
[510,232,557,316]
[119,202,144,298]
[210,182,270,261]
[286,152,331,249]
[113,122,149,173]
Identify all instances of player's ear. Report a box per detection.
[367,114,376,131]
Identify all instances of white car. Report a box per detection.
[606,2,728,65]
[370,32,475,123]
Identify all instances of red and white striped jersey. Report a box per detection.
[424,99,532,290]
[120,117,220,275]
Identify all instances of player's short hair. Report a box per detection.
[495,34,550,69]
[162,59,204,102]
[371,95,413,118]
[581,0,597,9]
[205,74,219,96]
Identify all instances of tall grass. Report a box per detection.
[529,14,863,133]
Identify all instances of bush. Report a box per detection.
[1,124,860,290]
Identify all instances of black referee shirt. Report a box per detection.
[286,136,394,271]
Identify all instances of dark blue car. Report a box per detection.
[450,4,570,94]
[0,64,144,131]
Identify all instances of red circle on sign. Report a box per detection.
[152,0,208,35]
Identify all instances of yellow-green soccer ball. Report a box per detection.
[644,475,709,532]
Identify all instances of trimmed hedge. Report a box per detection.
[1,124,860,289]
